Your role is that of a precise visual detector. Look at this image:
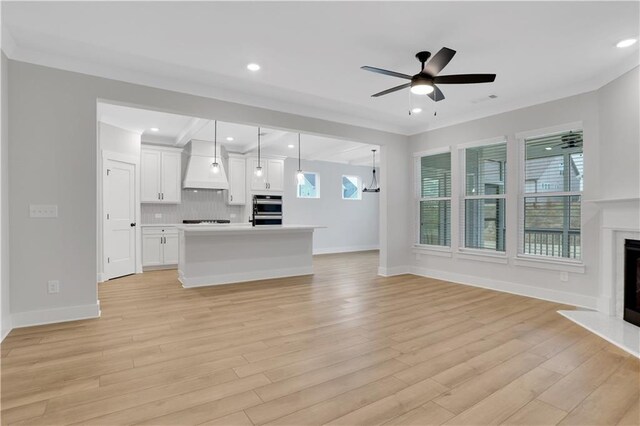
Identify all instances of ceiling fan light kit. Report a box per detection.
[362,47,496,104]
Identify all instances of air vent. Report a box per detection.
[471,94,498,104]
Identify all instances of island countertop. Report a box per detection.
[177,224,322,233]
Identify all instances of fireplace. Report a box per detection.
[624,239,640,327]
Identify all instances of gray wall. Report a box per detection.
[1,53,10,338]
[409,67,639,306]
[283,158,379,253]
[597,68,640,200]
[7,59,409,324]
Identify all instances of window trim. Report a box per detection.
[296,171,320,199]
[517,123,584,264]
[341,175,362,200]
[415,147,452,247]
[459,138,508,253]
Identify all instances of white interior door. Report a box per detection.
[104,159,136,279]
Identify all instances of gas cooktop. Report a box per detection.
[182,219,231,224]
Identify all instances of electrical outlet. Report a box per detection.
[47,280,60,294]
[30,204,58,218]
[560,271,569,282]
[154,213,162,219]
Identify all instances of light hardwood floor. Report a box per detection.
[1,251,638,425]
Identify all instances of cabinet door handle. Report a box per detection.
[230,195,233,201]
[161,193,164,200]
[158,192,161,200]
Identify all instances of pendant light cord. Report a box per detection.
[213,120,217,162]
[298,133,301,171]
[257,127,261,166]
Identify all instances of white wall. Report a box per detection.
[7,59,409,327]
[1,52,10,339]
[283,158,379,254]
[408,67,639,309]
[597,68,640,200]
[98,122,142,281]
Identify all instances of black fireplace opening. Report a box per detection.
[624,239,640,327]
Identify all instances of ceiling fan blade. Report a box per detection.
[371,83,411,97]
[427,85,445,102]
[434,74,497,84]
[361,66,412,80]
[423,47,456,76]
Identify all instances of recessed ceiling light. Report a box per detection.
[150,127,159,132]
[411,107,422,114]
[226,137,234,141]
[247,63,261,71]
[616,38,637,48]
[545,147,552,151]
[287,144,295,149]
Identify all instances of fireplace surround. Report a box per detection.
[624,239,640,327]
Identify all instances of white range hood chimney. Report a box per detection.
[183,140,229,190]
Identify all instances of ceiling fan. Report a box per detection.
[361,47,496,101]
[555,132,583,149]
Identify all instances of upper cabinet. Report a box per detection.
[141,146,182,203]
[227,154,246,205]
[249,157,285,192]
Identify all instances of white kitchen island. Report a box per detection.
[177,224,318,287]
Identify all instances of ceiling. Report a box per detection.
[98,103,380,166]
[5,2,639,135]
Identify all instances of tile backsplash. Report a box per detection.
[141,189,245,224]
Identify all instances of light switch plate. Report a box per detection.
[30,204,58,218]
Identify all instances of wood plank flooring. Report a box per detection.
[1,251,638,425]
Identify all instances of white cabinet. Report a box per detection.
[142,227,179,267]
[141,147,182,203]
[249,158,284,192]
[266,159,284,191]
[227,155,246,205]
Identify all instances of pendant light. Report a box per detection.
[296,133,304,184]
[255,127,263,177]
[362,149,380,193]
[211,120,220,174]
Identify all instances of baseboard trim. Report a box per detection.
[180,266,314,288]
[410,266,598,309]
[1,318,12,342]
[11,301,101,329]
[378,266,412,277]
[143,264,178,272]
[313,245,379,255]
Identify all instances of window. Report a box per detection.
[418,152,451,246]
[342,175,362,200]
[463,142,507,251]
[297,172,320,198]
[521,130,583,260]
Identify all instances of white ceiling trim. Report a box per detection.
[175,118,209,147]
[3,25,637,137]
[0,30,408,135]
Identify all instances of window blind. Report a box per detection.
[521,130,583,259]
[463,142,507,252]
[419,152,451,247]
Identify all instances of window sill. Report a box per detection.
[413,245,453,258]
[513,255,585,273]
[456,249,509,264]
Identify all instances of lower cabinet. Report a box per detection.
[142,227,179,267]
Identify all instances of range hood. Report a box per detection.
[183,140,229,190]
